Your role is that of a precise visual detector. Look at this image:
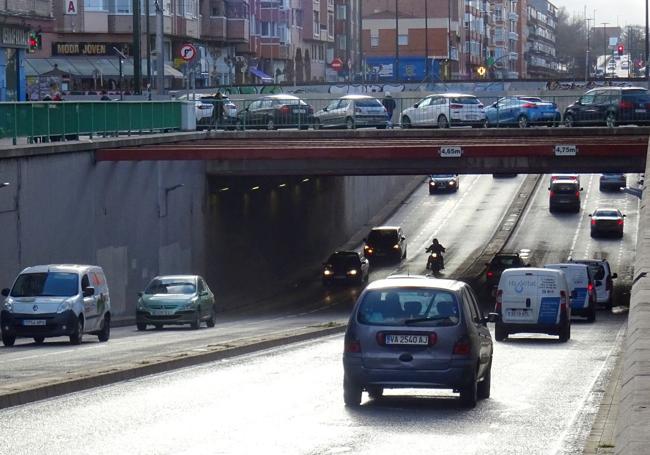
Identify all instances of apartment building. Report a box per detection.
[1,0,53,101]
[526,0,558,78]
[490,0,527,78]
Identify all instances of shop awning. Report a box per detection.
[23,57,183,79]
[249,67,274,83]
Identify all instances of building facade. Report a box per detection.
[490,0,527,79]
[1,0,53,101]
[525,0,558,78]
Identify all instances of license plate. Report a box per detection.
[295,109,306,113]
[635,109,646,113]
[384,334,429,345]
[466,115,478,120]
[506,309,530,318]
[23,319,46,326]
[151,309,176,316]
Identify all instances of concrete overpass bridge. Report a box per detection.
[96,128,650,176]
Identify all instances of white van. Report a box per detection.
[544,263,596,322]
[570,259,617,310]
[1,264,111,346]
[495,268,571,342]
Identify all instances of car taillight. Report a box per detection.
[429,333,438,346]
[279,105,290,113]
[550,191,556,197]
[522,103,537,108]
[495,289,503,312]
[453,336,472,356]
[487,271,494,278]
[576,191,580,197]
[560,290,568,311]
[591,219,596,226]
[588,283,594,293]
[618,219,624,225]
[345,339,362,353]
[450,103,463,109]
[619,100,634,109]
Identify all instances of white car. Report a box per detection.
[400,93,485,129]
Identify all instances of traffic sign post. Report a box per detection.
[331,58,343,72]
[180,43,197,61]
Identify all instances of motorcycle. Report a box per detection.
[426,250,444,273]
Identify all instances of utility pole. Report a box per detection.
[602,22,609,80]
[448,0,452,79]
[395,0,399,82]
[145,0,151,86]
[585,17,592,81]
[132,0,141,93]
[646,0,649,84]
[424,0,429,81]
[155,0,165,93]
[358,0,364,83]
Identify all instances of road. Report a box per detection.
[0,174,525,394]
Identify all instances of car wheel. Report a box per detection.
[605,112,617,128]
[517,115,529,128]
[483,119,489,128]
[98,315,111,342]
[266,117,276,130]
[477,361,492,400]
[401,116,412,129]
[206,306,217,328]
[564,113,575,127]
[69,317,83,345]
[346,117,355,130]
[34,336,45,344]
[136,323,147,331]
[2,333,16,347]
[313,119,321,130]
[459,371,478,408]
[558,320,570,343]
[495,323,508,342]
[367,386,383,400]
[343,375,362,407]
[437,115,449,129]
[190,310,201,330]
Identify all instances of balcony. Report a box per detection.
[509,32,518,41]
[201,16,227,41]
[227,18,250,42]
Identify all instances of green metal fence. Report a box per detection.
[0,101,183,144]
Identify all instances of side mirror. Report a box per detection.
[1,288,9,297]
[83,287,95,297]
[487,312,501,323]
[612,273,618,279]
[137,291,143,297]
[623,214,627,217]
[548,187,551,191]
[401,236,406,240]
[413,103,419,108]
[323,107,328,111]
[580,187,584,191]
[588,214,592,217]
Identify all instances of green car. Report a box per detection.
[136,275,217,330]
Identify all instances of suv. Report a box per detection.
[570,259,617,309]
[599,173,626,191]
[363,226,407,262]
[563,87,650,127]
[429,174,459,193]
[549,179,583,213]
[485,253,526,288]
[343,276,495,408]
[400,93,485,128]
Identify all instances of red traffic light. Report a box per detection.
[617,44,624,55]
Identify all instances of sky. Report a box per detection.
[552,0,646,28]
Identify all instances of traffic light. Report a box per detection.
[477,65,487,77]
[27,31,41,53]
[617,44,624,56]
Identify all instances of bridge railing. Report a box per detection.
[203,92,650,131]
[0,101,183,145]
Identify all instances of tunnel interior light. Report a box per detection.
[278,183,287,188]
[302,178,310,183]
[219,187,230,192]
[251,186,260,191]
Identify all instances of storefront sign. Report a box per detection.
[0,26,29,48]
[65,0,78,15]
[52,42,131,56]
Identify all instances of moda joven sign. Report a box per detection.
[52,42,131,57]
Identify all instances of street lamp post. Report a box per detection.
[646,0,649,84]
[602,22,609,80]
[585,18,592,81]
[424,0,429,81]
[395,0,399,82]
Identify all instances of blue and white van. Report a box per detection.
[495,268,571,342]
[544,263,596,322]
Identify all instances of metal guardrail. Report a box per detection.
[0,101,184,145]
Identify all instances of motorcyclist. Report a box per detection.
[426,238,446,270]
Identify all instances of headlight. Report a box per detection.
[323,269,333,276]
[347,269,358,276]
[449,181,456,186]
[429,181,436,186]
[3,298,13,312]
[57,300,73,313]
[393,244,400,249]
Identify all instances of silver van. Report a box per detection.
[1,264,111,346]
[342,276,495,408]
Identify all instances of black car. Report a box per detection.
[428,174,459,193]
[590,208,625,238]
[363,226,407,262]
[563,87,650,127]
[485,253,526,288]
[322,251,370,285]
[549,179,583,213]
[237,94,314,130]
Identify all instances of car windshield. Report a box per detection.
[328,254,359,267]
[357,288,460,326]
[431,174,455,178]
[450,96,480,104]
[354,99,382,107]
[594,210,620,217]
[367,230,398,246]
[144,279,196,295]
[11,272,79,297]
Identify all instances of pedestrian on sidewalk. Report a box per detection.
[382,92,396,128]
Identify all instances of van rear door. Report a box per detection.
[500,270,539,324]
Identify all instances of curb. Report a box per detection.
[0,324,345,409]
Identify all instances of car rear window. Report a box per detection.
[450,96,480,104]
[491,256,520,267]
[367,229,398,245]
[357,288,460,326]
[594,210,620,217]
[355,99,382,107]
[551,183,578,193]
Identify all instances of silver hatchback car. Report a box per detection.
[313,94,388,129]
[342,276,495,408]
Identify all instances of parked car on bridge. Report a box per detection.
[363,226,407,262]
[484,96,561,128]
[589,208,625,238]
[199,93,239,129]
[322,251,370,285]
[236,94,314,130]
[400,93,485,129]
[136,275,217,331]
[563,86,650,127]
[313,94,388,129]
[428,174,459,193]
[599,173,626,191]
[343,275,495,407]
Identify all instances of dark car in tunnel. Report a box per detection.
[322,251,370,285]
[363,226,407,262]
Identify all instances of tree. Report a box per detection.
[555,8,587,79]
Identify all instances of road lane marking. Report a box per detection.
[568,174,594,260]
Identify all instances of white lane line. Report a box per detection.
[568,174,594,260]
